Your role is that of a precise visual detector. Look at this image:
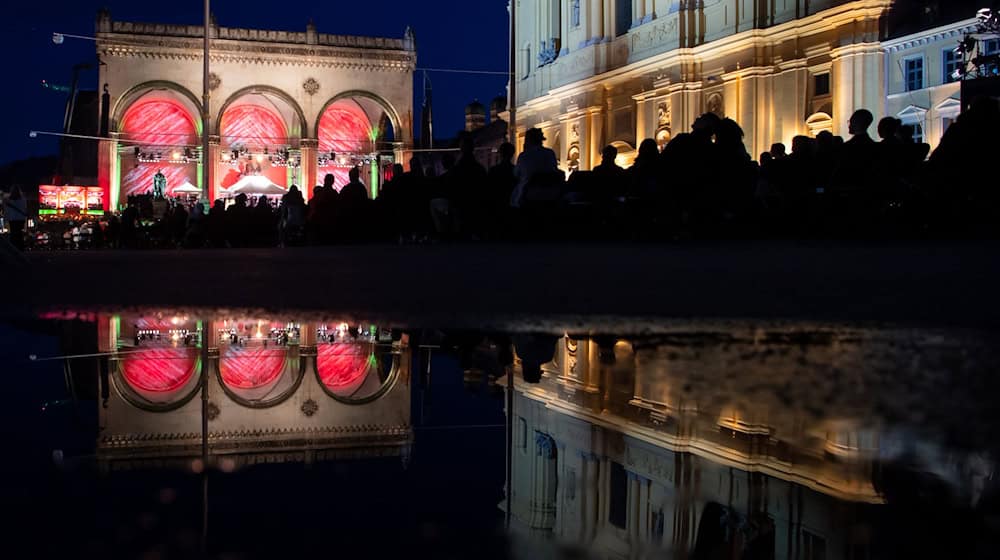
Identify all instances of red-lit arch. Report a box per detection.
[121,99,198,146]
[317,343,373,397]
[220,104,289,148]
[317,100,373,189]
[119,97,201,197]
[219,346,287,391]
[117,347,201,409]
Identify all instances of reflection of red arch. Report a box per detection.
[317,344,372,396]
[121,347,199,393]
[220,346,286,389]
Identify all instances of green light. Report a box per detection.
[370,160,378,199]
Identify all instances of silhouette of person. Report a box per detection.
[511,127,560,208]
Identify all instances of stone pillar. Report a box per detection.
[635,97,650,142]
[589,0,603,44]
[300,139,318,200]
[831,43,885,139]
[97,137,118,211]
[645,0,655,22]
[587,107,604,170]
[560,0,570,54]
[207,136,221,203]
[581,452,600,540]
[628,472,641,542]
[633,0,644,28]
[602,0,613,41]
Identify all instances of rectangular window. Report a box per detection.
[814,73,831,96]
[609,462,628,529]
[943,49,962,83]
[802,530,827,560]
[571,0,581,28]
[905,57,924,92]
[984,38,1000,55]
[615,0,633,37]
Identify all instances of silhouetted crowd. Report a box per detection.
[10,97,1000,251]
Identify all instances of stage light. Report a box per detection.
[255,154,264,163]
[172,151,181,160]
[52,33,64,44]
[29,131,37,138]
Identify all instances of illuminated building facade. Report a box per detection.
[95,314,412,469]
[882,18,977,152]
[510,0,976,169]
[95,9,415,209]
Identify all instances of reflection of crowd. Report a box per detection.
[6,97,999,251]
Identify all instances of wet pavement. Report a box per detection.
[3,243,1000,558]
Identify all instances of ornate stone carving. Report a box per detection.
[208,72,221,91]
[303,77,320,96]
[570,123,580,142]
[657,102,671,127]
[706,92,724,118]
[207,401,220,421]
[301,398,319,417]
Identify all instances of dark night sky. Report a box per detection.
[3,1,510,166]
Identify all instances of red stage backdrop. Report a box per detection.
[120,100,200,197]
[121,347,199,394]
[317,343,373,397]
[219,346,286,390]
[318,101,372,190]
[220,104,291,192]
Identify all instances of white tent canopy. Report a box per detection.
[223,175,287,196]
[172,180,202,195]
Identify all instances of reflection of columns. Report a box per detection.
[627,472,641,543]
[300,139,318,200]
[602,0,612,41]
[560,0,570,54]
[589,0,603,43]
[581,452,600,540]
[97,136,119,211]
[207,136,220,203]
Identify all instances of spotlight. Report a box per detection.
[255,154,264,163]
[29,131,37,138]
[52,33,64,45]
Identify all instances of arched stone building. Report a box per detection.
[95,10,415,208]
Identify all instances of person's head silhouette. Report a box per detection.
[525,127,545,148]
[323,173,335,189]
[348,167,361,183]
[878,117,901,141]
[849,109,874,136]
[601,145,618,165]
[499,142,515,163]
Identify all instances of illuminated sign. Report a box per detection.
[38,185,108,215]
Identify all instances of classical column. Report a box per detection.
[207,135,221,203]
[633,0,645,28]
[560,0,570,54]
[300,139,318,200]
[602,0,613,42]
[587,107,604,171]
[581,452,600,540]
[627,472,641,542]
[589,0,603,44]
[645,0,656,23]
[97,136,119,211]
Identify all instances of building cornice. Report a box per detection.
[98,36,415,72]
[882,18,978,52]
[522,0,892,108]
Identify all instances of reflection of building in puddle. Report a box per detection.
[504,332,995,559]
[96,314,411,470]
